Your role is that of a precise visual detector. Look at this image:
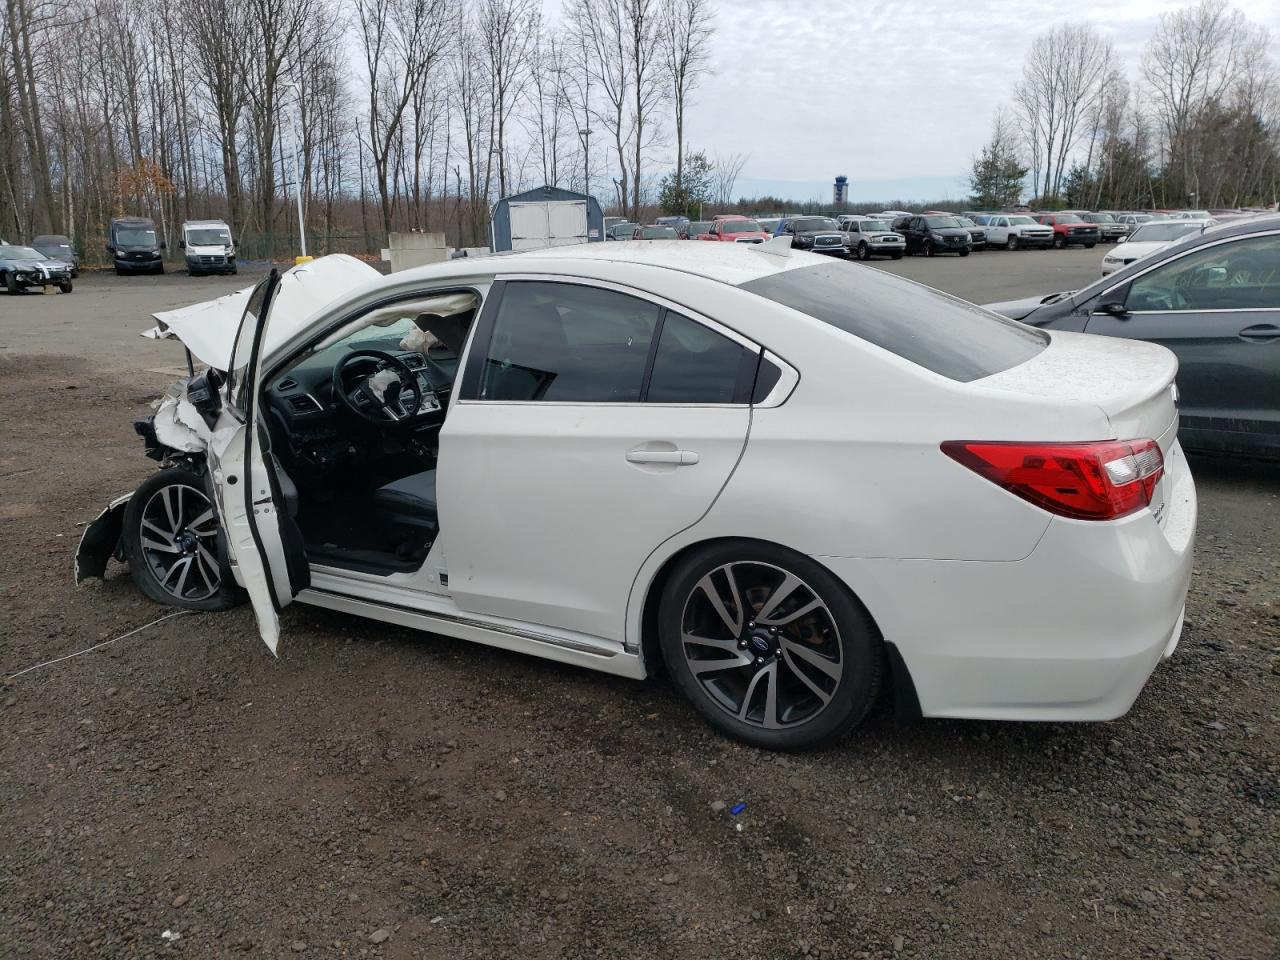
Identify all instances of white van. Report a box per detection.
[180,220,237,276]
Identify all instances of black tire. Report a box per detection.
[121,467,241,611]
[1006,235,1019,251]
[156,263,165,275]
[856,242,869,261]
[890,252,903,260]
[4,272,18,294]
[1084,242,1096,249]
[959,248,970,257]
[58,280,72,293]
[658,540,885,750]
[115,267,125,276]
[1053,235,1065,249]
[923,242,935,258]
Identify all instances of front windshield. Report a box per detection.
[640,226,678,239]
[1054,214,1084,224]
[793,218,838,231]
[117,227,157,246]
[686,222,712,235]
[1009,216,1037,225]
[957,217,977,227]
[924,216,962,229]
[0,245,43,259]
[1130,223,1203,242]
[36,243,72,255]
[860,220,890,231]
[721,220,763,233]
[1084,213,1115,223]
[187,228,231,245]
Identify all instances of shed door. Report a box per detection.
[509,202,550,251]
[546,201,589,247]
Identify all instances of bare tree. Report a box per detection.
[355,0,453,240]
[623,0,666,221]
[568,0,633,213]
[712,151,746,207]
[1014,23,1115,201]
[660,0,711,196]
[477,0,537,197]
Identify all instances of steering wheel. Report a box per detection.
[333,349,426,425]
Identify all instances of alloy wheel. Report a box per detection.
[679,562,843,729]
[138,483,222,602]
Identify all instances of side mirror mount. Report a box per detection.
[1098,301,1130,319]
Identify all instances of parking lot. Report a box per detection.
[1,250,1277,959]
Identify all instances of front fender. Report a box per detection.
[74,494,132,582]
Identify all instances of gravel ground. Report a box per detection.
[1,255,1277,959]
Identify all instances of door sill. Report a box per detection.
[295,587,646,680]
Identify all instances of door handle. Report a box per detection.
[626,449,700,465]
[1238,324,1280,343]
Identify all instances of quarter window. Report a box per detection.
[1125,235,1280,312]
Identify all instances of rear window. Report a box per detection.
[740,261,1048,382]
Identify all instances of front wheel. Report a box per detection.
[121,467,241,611]
[890,252,903,260]
[1006,235,1019,251]
[659,541,885,750]
[959,249,970,257]
[58,281,72,293]
[923,242,935,258]
[1053,235,1066,249]
[856,242,869,261]
[4,272,18,294]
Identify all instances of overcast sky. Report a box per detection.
[556,0,1280,201]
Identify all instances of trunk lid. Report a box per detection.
[973,330,1180,525]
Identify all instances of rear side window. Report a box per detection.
[740,261,1047,382]
[646,311,757,403]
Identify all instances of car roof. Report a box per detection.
[396,238,822,289]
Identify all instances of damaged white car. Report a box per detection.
[79,246,1196,750]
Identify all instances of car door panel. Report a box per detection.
[438,278,754,642]
[1083,233,1280,446]
[206,270,311,654]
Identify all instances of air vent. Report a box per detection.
[400,354,426,371]
[277,377,298,391]
[287,394,321,414]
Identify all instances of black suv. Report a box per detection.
[897,215,972,257]
[780,216,847,256]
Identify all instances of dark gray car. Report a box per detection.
[0,243,74,294]
[986,216,1279,457]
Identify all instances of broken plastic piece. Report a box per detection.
[730,802,746,816]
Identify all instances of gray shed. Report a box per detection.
[490,186,605,252]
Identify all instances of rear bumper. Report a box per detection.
[821,441,1197,721]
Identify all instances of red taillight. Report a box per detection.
[941,439,1164,521]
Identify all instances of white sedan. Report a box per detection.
[1100,219,1216,275]
[79,242,1196,750]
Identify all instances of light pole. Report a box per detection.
[578,127,591,197]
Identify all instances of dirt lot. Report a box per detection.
[1,252,1277,959]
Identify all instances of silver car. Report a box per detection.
[838,217,905,260]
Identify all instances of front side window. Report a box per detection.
[1125,235,1280,312]
[721,220,763,234]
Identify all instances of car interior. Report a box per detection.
[263,291,478,575]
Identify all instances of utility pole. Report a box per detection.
[288,85,307,260]
[579,127,590,198]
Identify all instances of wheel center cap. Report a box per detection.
[747,630,773,655]
[177,531,198,554]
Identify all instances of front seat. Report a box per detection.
[372,469,437,521]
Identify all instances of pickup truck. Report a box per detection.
[1033,213,1101,249]
[977,214,1055,250]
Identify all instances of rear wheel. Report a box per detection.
[1085,242,1096,249]
[121,467,241,611]
[855,242,869,261]
[659,541,884,750]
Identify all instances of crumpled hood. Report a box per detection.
[984,291,1075,321]
[144,254,380,369]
